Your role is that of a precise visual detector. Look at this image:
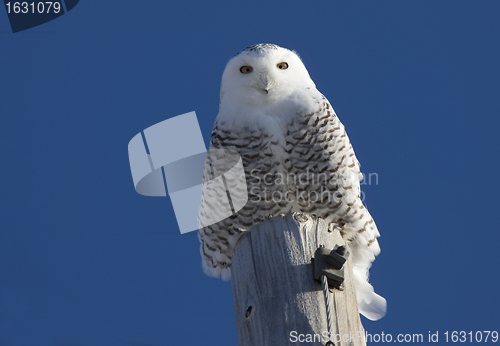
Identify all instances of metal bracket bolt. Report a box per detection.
[312,245,349,290]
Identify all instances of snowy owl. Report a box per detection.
[198,44,386,321]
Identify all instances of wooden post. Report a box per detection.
[231,213,366,346]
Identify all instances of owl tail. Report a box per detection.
[348,228,387,321]
[353,270,387,321]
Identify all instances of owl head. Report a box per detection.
[219,44,316,108]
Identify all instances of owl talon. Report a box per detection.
[328,222,345,232]
[293,213,309,223]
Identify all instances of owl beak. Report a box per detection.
[254,73,274,95]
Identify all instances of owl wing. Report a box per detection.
[283,91,386,320]
[315,94,386,320]
[197,123,245,281]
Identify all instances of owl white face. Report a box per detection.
[220,44,316,107]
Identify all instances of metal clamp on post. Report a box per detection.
[312,245,350,290]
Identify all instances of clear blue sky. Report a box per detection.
[1,1,499,345]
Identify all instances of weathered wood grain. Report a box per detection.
[231,213,366,346]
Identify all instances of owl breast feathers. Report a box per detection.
[197,44,386,320]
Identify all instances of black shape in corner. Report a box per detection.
[64,0,79,12]
[5,0,65,33]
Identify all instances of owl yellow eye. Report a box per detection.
[240,66,253,74]
[277,62,289,70]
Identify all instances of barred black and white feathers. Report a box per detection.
[198,44,386,320]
